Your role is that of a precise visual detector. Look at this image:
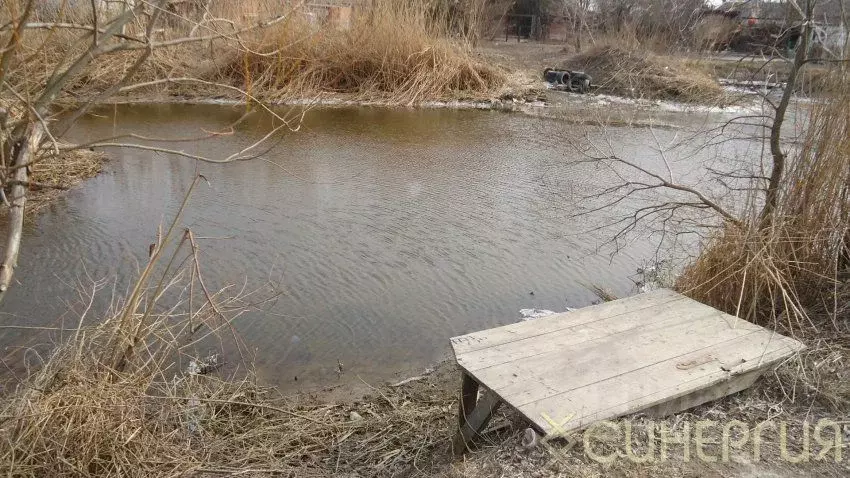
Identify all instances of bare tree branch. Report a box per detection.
[0,0,35,91]
[90,0,100,46]
[0,22,143,42]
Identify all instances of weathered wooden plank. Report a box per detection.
[450,289,684,355]
[526,333,798,416]
[457,299,752,373]
[517,339,800,434]
[642,368,764,418]
[466,311,769,403]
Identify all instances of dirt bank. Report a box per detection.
[3,315,845,477]
[294,330,848,478]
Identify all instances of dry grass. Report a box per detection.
[0,186,460,476]
[0,342,459,476]
[21,149,106,214]
[0,350,459,476]
[2,0,506,106]
[211,0,505,104]
[563,45,725,103]
[676,77,850,335]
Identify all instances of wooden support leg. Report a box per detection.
[452,371,502,455]
[457,371,479,430]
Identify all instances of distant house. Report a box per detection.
[711,0,797,23]
[710,0,848,27]
[702,0,848,57]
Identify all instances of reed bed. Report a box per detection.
[212,0,505,104]
[2,0,505,105]
[677,78,850,334]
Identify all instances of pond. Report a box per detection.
[0,104,760,392]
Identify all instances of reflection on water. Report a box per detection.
[0,104,740,391]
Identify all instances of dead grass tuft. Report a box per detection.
[22,149,106,214]
[564,45,725,103]
[211,0,506,104]
[0,322,459,476]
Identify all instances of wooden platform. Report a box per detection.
[449,289,804,452]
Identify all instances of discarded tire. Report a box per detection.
[568,72,591,93]
[543,68,570,85]
[557,71,570,84]
[542,68,592,93]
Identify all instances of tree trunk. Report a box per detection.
[841,0,849,69]
[0,123,44,297]
[574,13,582,52]
[760,15,812,225]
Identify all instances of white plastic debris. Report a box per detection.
[519,308,556,320]
[519,307,575,321]
[521,427,540,449]
[187,353,221,375]
[185,396,201,435]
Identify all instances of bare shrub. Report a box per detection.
[693,15,741,52]
[594,0,707,47]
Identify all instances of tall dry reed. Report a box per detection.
[2,0,504,104]
[677,77,850,333]
[213,0,505,104]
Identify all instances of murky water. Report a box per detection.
[0,104,757,391]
